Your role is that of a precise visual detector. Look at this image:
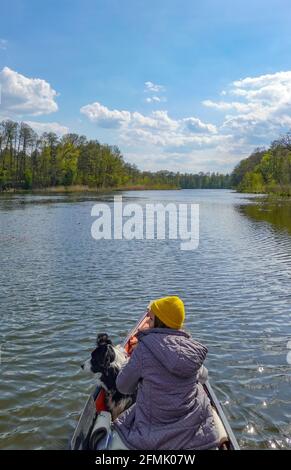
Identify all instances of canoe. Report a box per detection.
[70,314,240,450]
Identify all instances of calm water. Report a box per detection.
[0,189,290,450]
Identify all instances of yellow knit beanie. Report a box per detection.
[150,296,185,329]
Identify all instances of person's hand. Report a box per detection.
[138,316,151,332]
[128,336,138,354]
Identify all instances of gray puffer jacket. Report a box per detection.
[114,328,219,450]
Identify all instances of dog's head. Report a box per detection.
[81,333,116,374]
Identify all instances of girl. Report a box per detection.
[111,296,219,450]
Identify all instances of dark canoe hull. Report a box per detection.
[70,314,240,450]
[70,381,239,450]
[204,381,239,449]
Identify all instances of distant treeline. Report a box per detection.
[0,120,230,191]
[231,133,291,196]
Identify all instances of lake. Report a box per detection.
[0,189,290,449]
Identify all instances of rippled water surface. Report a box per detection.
[0,189,290,449]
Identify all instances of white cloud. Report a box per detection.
[0,66,58,116]
[203,99,253,113]
[146,96,167,104]
[0,39,8,50]
[80,101,131,128]
[203,70,291,139]
[131,111,160,129]
[151,110,179,131]
[81,100,219,155]
[183,117,217,134]
[24,121,69,136]
[144,81,165,93]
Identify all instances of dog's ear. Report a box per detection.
[97,333,112,346]
[103,345,116,374]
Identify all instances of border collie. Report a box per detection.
[81,333,136,420]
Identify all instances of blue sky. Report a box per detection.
[1,0,291,172]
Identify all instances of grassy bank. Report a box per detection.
[236,184,291,197]
[1,183,180,195]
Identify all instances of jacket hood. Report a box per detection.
[137,328,208,378]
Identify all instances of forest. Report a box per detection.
[3,119,290,196]
[231,133,291,196]
[0,120,230,192]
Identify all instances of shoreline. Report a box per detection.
[0,184,180,195]
[1,186,290,199]
[236,190,291,199]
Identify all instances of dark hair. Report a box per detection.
[154,315,168,328]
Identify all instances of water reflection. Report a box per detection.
[239,198,291,235]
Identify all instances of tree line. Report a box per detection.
[231,133,291,196]
[0,119,230,191]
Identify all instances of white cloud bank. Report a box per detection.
[203,71,291,138]
[81,102,216,137]
[81,71,291,172]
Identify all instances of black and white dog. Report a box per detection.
[81,334,136,420]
